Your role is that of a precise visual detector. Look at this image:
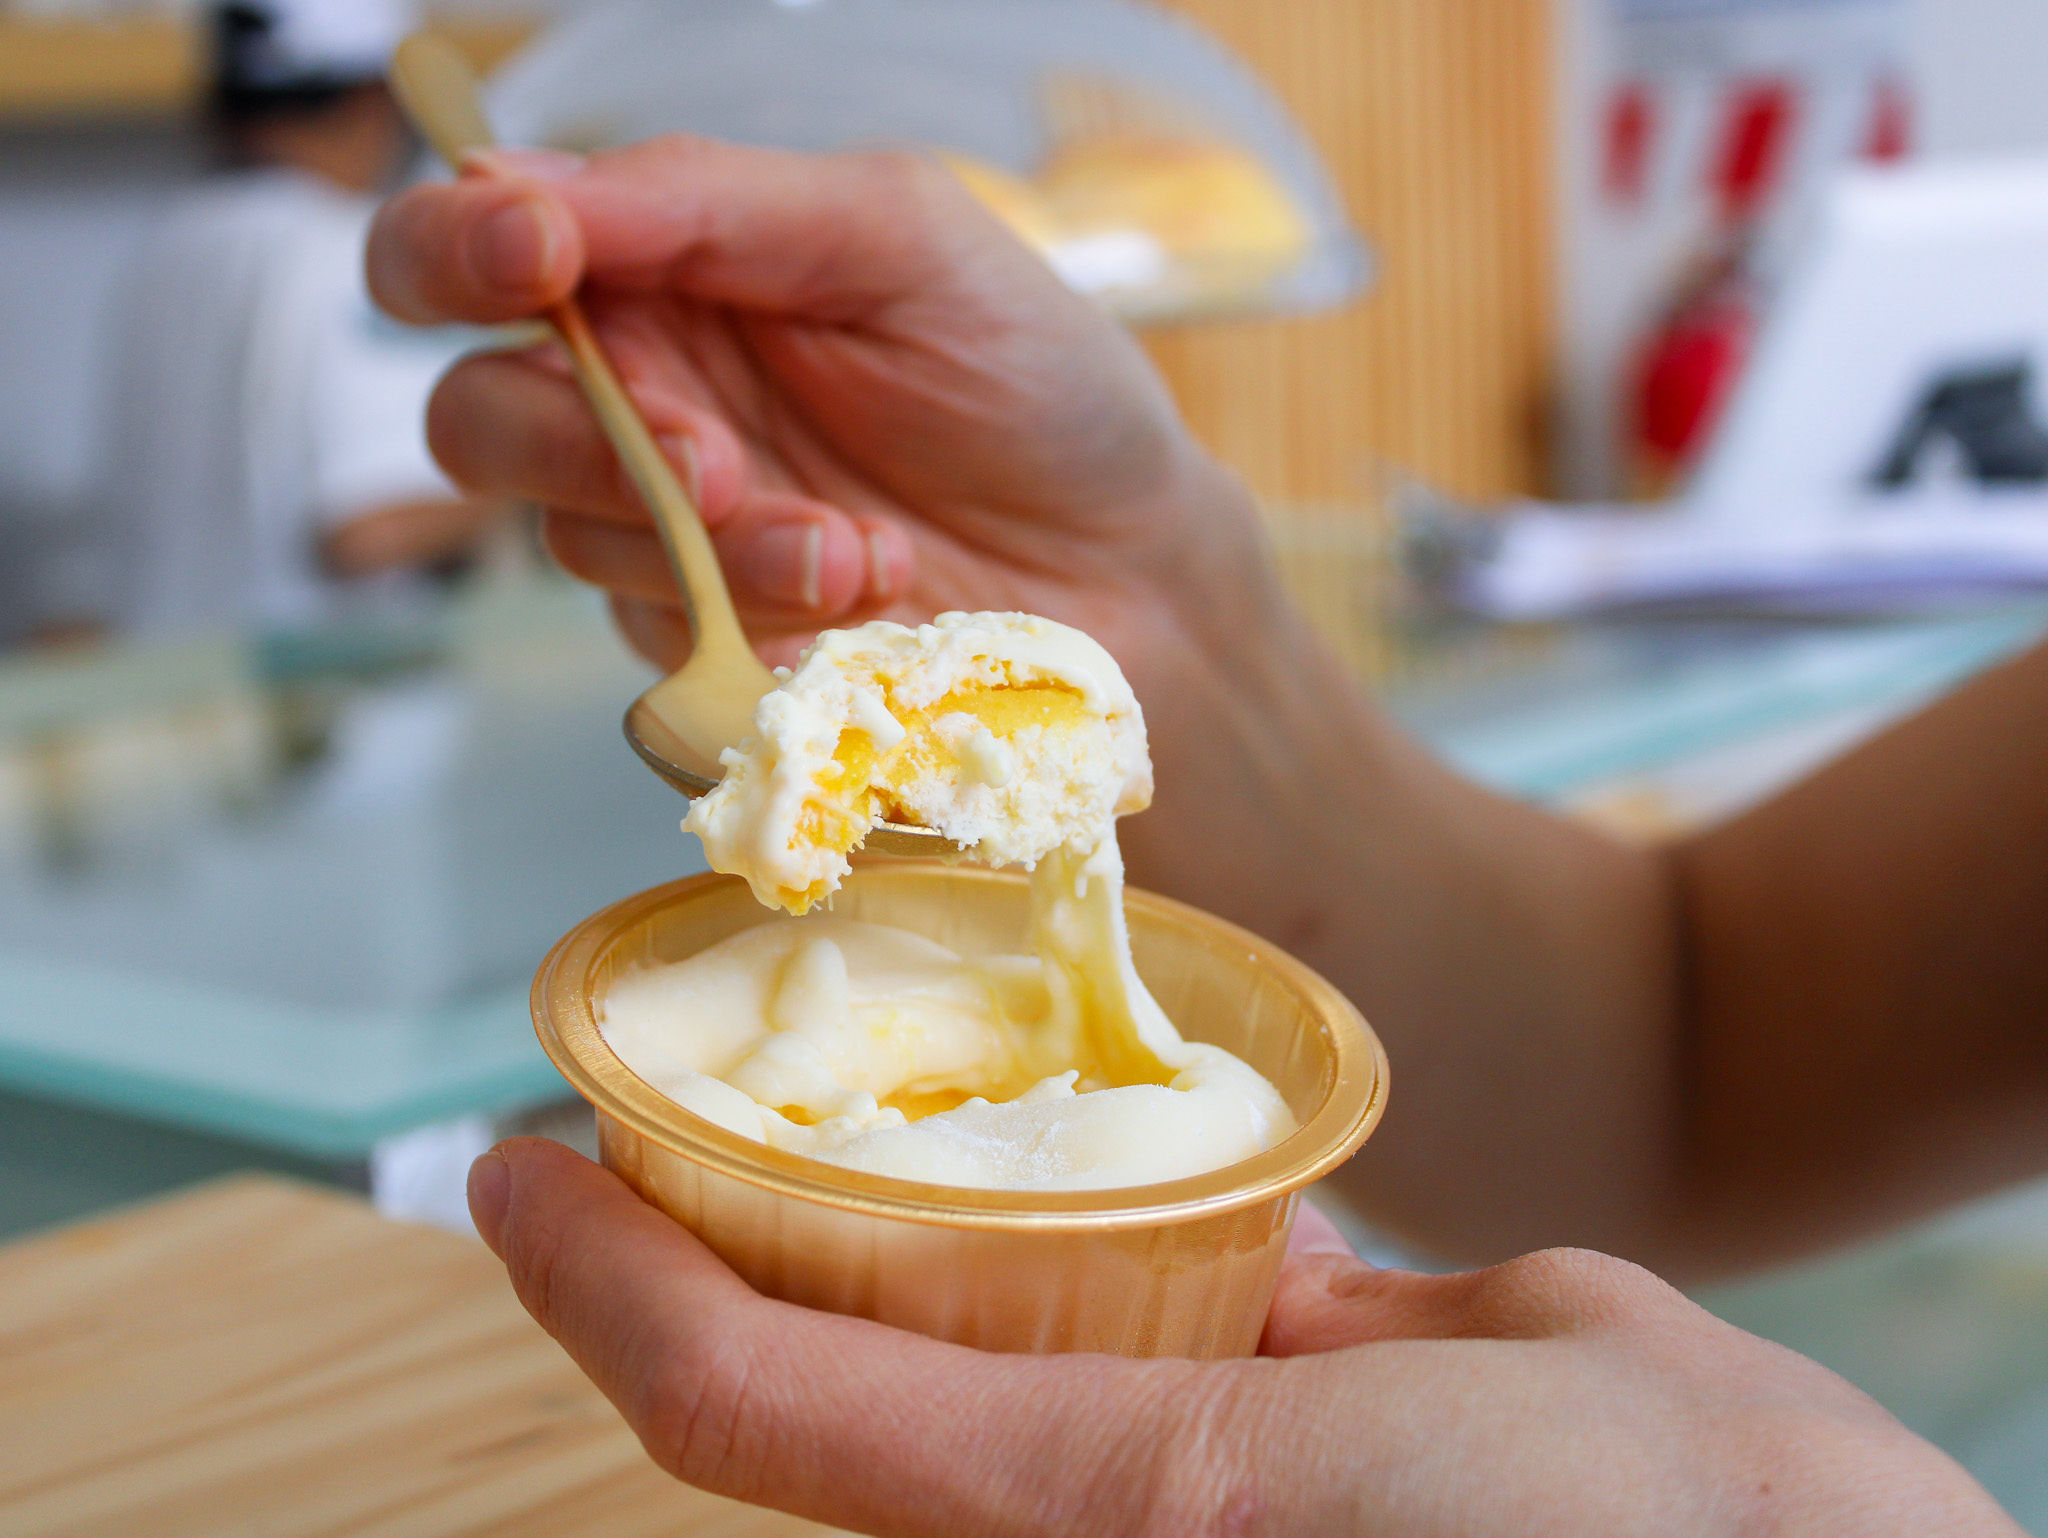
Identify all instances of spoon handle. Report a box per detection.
[542,302,754,668]
[388,34,754,668]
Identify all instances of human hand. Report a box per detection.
[366,136,1274,673]
[468,1138,2019,1538]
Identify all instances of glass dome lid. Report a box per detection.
[487,0,1371,323]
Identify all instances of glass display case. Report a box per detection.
[487,0,1369,323]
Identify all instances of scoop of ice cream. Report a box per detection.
[684,612,1152,913]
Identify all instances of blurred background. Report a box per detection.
[2,0,2047,1526]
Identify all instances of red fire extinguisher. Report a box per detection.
[1628,73,1913,493]
[1629,77,1793,492]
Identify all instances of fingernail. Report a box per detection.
[461,147,587,181]
[659,433,704,506]
[865,528,895,601]
[467,1147,511,1254]
[469,195,557,291]
[745,522,825,609]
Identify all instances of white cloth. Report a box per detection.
[236,0,415,86]
[98,170,463,638]
[1453,495,2048,620]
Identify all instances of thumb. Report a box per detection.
[470,1137,1243,1538]
[368,167,585,325]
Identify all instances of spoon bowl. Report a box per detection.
[622,692,957,856]
[391,34,960,859]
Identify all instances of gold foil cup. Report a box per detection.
[531,861,1388,1359]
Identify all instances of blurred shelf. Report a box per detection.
[0,1081,347,1241]
[0,13,197,121]
[1396,603,2048,803]
[0,577,690,1160]
[0,591,2043,1169]
[0,965,557,1159]
[0,12,537,125]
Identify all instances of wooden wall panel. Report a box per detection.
[1146,0,1556,506]
[0,15,535,124]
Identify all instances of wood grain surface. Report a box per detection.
[0,1176,841,1538]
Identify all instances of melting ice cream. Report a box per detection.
[600,611,1293,1191]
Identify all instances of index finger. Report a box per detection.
[367,163,586,324]
[368,135,1044,330]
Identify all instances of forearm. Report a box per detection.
[1129,513,2048,1277]
[1120,545,1687,1267]
[1668,638,2048,1273]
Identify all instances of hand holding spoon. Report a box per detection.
[389,35,954,856]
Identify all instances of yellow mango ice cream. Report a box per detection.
[600,611,1294,1191]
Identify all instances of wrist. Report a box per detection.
[1113,532,1388,957]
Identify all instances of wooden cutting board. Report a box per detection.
[0,1175,844,1538]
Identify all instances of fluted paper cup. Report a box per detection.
[532,861,1388,1359]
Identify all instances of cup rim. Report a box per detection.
[531,863,1389,1232]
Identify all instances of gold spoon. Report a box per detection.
[389,35,953,857]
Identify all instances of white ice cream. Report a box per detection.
[600,899,1292,1190]
[682,611,1151,913]
[604,611,1293,1192]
